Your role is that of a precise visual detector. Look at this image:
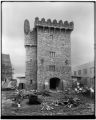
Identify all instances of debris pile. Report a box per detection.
[41,102,54,111]
[67,97,80,108]
[73,81,94,98]
[40,96,81,111]
[51,100,59,106]
[14,89,81,109]
[81,87,94,98]
[4,86,93,110]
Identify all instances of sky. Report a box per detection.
[2,2,94,78]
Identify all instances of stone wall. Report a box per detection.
[24,18,74,90]
[37,26,72,90]
[24,20,37,90]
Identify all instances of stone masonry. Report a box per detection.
[24,17,74,91]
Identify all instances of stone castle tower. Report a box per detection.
[24,17,74,91]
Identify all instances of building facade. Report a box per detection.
[24,17,74,90]
[72,61,94,88]
[2,54,13,81]
[2,54,13,88]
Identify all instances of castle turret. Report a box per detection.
[24,19,37,90]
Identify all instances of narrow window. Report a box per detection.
[49,51,55,57]
[30,80,32,84]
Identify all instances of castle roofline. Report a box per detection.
[24,17,74,35]
[34,17,74,30]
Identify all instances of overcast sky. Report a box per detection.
[2,2,94,78]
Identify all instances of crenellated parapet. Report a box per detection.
[24,18,74,35]
[34,17,74,30]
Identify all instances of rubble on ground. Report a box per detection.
[2,87,94,110]
[41,102,54,111]
[2,87,94,116]
[40,93,81,111]
[73,82,94,99]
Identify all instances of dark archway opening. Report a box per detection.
[18,83,25,89]
[50,77,60,90]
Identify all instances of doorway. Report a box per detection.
[50,77,60,90]
[18,83,25,89]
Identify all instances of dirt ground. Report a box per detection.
[1,90,95,116]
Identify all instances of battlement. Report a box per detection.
[24,18,74,35]
[34,17,74,30]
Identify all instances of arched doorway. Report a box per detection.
[50,77,60,90]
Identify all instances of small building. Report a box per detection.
[17,76,26,89]
[1,54,13,88]
[72,61,94,88]
[7,79,17,89]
